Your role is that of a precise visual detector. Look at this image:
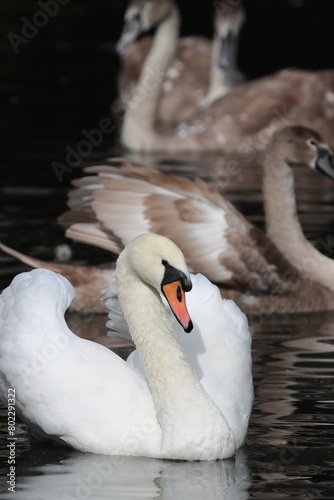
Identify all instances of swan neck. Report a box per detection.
[205,36,232,105]
[263,150,297,240]
[263,149,334,292]
[115,253,214,425]
[121,5,180,146]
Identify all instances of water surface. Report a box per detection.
[1,310,334,498]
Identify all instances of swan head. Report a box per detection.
[117,234,193,332]
[116,0,175,53]
[215,1,245,68]
[267,126,334,180]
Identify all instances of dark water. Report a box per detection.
[2,0,334,497]
[1,311,334,499]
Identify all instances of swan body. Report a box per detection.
[0,269,160,456]
[0,234,252,460]
[105,272,253,449]
[119,0,334,152]
[116,0,245,125]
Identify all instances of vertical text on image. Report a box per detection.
[7,388,16,493]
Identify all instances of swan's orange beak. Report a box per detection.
[162,281,193,333]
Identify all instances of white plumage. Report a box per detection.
[0,234,253,460]
[105,272,253,449]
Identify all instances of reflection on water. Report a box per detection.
[0,447,250,500]
[251,312,334,436]
[1,310,334,498]
[247,311,334,498]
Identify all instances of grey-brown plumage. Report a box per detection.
[117,0,334,153]
[116,0,245,126]
[2,127,334,313]
[59,127,334,313]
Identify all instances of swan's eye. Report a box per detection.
[308,138,318,148]
[161,259,168,267]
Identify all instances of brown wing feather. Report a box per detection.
[60,165,296,293]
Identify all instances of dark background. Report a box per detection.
[2,0,334,186]
[1,0,334,279]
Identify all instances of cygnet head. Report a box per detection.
[117,234,193,332]
[215,1,245,37]
[266,125,334,180]
[117,0,175,53]
[215,0,245,68]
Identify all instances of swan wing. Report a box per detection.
[102,284,132,342]
[0,269,161,456]
[61,165,291,292]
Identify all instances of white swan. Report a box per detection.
[0,234,253,460]
[104,271,253,450]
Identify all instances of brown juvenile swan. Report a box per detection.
[118,0,334,153]
[116,0,245,126]
[2,126,334,314]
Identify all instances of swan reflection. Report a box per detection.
[0,449,250,500]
